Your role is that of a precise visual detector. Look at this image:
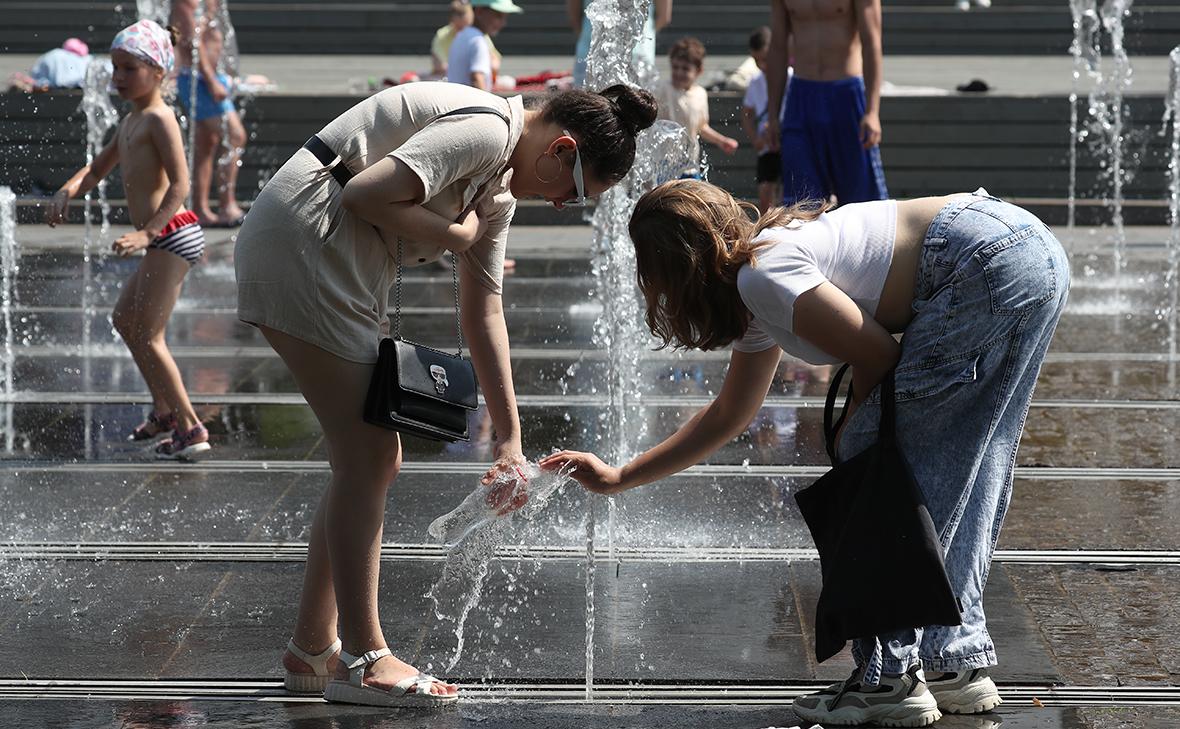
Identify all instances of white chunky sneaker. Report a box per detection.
[927,667,1003,714]
[792,665,941,727]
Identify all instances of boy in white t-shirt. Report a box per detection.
[446,0,521,90]
[655,37,739,178]
[431,0,473,78]
[740,26,790,212]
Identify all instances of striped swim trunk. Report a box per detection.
[150,210,205,265]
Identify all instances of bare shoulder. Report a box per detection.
[145,105,182,134]
[143,105,184,152]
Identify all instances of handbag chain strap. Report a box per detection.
[394,238,464,356]
[388,103,512,358]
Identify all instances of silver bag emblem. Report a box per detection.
[430,365,449,395]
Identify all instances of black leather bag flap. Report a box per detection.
[393,340,478,410]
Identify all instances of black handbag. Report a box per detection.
[363,239,479,442]
[793,364,962,663]
[343,104,510,442]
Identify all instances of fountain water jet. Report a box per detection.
[1163,46,1180,385]
[0,187,16,453]
[581,0,692,698]
[1066,0,1135,274]
[81,59,121,458]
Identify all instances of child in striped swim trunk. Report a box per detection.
[45,19,211,460]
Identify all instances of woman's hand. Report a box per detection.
[479,439,528,513]
[458,208,488,251]
[46,190,71,227]
[539,450,628,495]
[482,438,525,485]
[112,229,152,257]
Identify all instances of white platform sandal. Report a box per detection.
[284,637,342,693]
[323,648,458,708]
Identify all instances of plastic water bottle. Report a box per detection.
[428,461,544,543]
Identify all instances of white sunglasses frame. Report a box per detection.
[562,129,587,207]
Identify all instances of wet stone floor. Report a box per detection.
[0,224,1177,728]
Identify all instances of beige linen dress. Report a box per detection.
[235,82,524,363]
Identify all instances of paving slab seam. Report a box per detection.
[0,680,1177,706]
[3,541,1177,566]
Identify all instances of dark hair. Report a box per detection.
[630,179,830,351]
[541,84,658,185]
[749,26,771,53]
[669,36,706,70]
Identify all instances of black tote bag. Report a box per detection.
[793,364,961,663]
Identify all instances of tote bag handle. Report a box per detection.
[823,364,898,466]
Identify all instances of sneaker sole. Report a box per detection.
[938,691,1003,714]
[794,697,941,727]
[155,441,211,461]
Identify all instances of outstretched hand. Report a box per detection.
[539,450,628,495]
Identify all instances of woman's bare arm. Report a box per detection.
[459,261,524,482]
[541,345,783,492]
[341,157,484,253]
[792,281,901,411]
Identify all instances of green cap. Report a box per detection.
[471,0,523,13]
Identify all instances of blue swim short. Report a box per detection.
[176,69,235,122]
[779,76,888,206]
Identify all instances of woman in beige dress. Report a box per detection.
[235,81,657,708]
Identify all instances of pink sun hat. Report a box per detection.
[62,38,90,57]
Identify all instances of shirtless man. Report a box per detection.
[170,0,248,227]
[765,0,887,206]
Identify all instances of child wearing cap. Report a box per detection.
[45,20,211,460]
[446,0,522,90]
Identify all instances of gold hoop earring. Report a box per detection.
[535,153,563,184]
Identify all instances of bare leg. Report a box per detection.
[216,110,246,223]
[281,489,340,674]
[112,250,201,432]
[261,325,455,697]
[192,118,221,225]
[112,267,169,416]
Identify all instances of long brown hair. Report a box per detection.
[628,179,829,350]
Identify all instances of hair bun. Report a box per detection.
[600,84,658,138]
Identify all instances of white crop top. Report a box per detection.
[732,199,898,364]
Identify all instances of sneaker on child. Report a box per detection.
[155,423,211,461]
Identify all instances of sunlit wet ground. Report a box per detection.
[0,223,1177,727]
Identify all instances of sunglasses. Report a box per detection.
[562,129,587,207]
